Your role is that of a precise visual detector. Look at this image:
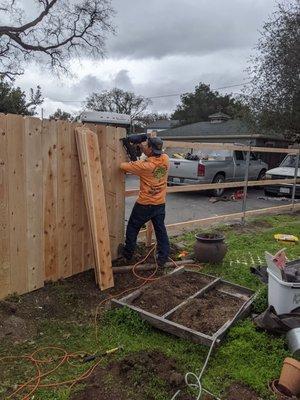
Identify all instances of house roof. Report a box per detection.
[208,112,231,120]
[146,119,179,130]
[158,119,285,140]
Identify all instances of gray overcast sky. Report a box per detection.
[16,0,277,117]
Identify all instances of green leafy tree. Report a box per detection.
[245,0,299,142]
[172,83,247,125]
[0,79,43,115]
[134,112,170,128]
[85,88,151,121]
[49,108,72,121]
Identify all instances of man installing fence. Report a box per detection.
[120,135,170,267]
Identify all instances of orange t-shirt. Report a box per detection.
[121,154,169,205]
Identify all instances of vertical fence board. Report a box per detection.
[57,121,72,278]
[42,120,58,281]
[7,114,28,294]
[0,115,11,298]
[115,128,126,256]
[70,124,84,275]
[25,117,44,292]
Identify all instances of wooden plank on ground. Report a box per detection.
[7,114,28,294]
[57,121,72,279]
[76,127,114,290]
[70,123,85,275]
[24,116,44,292]
[42,119,58,281]
[164,140,298,155]
[0,114,11,298]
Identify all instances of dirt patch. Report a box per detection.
[132,271,214,316]
[170,289,244,335]
[0,315,37,343]
[224,382,261,400]
[71,350,190,400]
[231,219,272,234]
[0,268,165,342]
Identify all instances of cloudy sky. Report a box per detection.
[16,0,277,117]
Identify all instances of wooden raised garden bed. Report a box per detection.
[112,268,255,346]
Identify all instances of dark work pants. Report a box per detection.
[123,203,170,263]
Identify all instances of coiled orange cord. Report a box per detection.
[1,245,181,400]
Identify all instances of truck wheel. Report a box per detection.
[211,173,225,197]
[255,169,267,190]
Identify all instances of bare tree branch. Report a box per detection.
[0,0,114,77]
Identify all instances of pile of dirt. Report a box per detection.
[0,315,37,343]
[224,382,261,400]
[71,350,190,400]
[132,271,214,316]
[170,290,244,335]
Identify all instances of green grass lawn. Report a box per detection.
[1,213,299,399]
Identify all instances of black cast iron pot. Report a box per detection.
[194,233,227,264]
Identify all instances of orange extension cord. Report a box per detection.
[0,246,182,400]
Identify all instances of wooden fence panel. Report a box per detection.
[57,121,72,279]
[0,114,10,298]
[43,119,58,281]
[96,125,126,259]
[7,114,28,295]
[25,117,44,292]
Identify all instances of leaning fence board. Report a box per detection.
[126,178,298,197]
[25,117,44,292]
[0,114,10,298]
[164,140,299,155]
[70,124,85,275]
[76,128,114,290]
[7,114,28,295]
[42,120,59,281]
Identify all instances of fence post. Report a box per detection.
[291,150,300,212]
[145,221,154,247]
[241,144,251,225]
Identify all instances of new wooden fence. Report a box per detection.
[0,114,126,299]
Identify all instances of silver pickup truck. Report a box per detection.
[168,149,268,196]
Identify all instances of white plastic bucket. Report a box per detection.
[267,268,300,314]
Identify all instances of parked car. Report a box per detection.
[168,148,268,197]
[264,154,300,197]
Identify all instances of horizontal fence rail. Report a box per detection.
[163,140,299,155]
[126,178,299,197]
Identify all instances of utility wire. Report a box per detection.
[45,81,250,104]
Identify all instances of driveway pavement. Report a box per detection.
[125,175,295,225]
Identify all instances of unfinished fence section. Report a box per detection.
[129,140,300,239]
[0,113,126,299]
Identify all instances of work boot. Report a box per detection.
[156,256,167,268]
[116,244,133,264]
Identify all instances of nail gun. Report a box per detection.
[121,133,148,161]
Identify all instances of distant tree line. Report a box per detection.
[0,1,298,141]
